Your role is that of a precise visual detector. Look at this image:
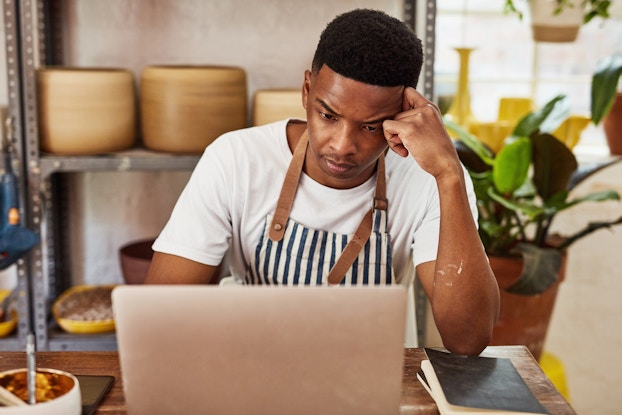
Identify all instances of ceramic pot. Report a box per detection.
[119,239,155,285]
[37,68,136,155]
[603,92,622,155]
[497,97,533,126]
[488,254,566,361]
[553,114,591,149]
[140,65,247,153]
[528,0,584,43]
[252,89,306,126]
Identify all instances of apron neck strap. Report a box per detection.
[269,130,310,241]
[269,129,389,285]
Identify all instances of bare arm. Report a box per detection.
[144,252,221,285]
[383,87,499,356]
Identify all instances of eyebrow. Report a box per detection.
[315,98,389,125]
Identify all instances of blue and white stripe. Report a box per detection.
[245,209,393,286]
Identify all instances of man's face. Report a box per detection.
[302,65,404,189]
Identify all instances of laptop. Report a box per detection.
[112,285,407,415]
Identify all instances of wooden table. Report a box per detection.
[0,346,575,414]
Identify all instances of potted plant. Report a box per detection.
[591,52,622,154]
[446,94,622,360]
[503,0,612,42]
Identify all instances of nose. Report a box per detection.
[329,124,357,156]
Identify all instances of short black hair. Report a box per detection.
[311,9,423,88]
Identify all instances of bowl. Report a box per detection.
[0,368,81,414]
[52,285,116,334]
[252,89,306,126]
[140,65,247,153]
[0,290,17,338]
[119,239,155,285]
[37,67,136,155]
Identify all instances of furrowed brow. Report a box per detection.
[316,98,341,117]
[316,98,390,125]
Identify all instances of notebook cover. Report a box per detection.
[424,348,549,414]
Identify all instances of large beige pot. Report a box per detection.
[140,66,247,153]
[252,89,306,126]
[37,67,136,155]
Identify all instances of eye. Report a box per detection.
[320,112,337,121]
[363,125,382,133]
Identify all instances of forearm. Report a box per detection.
[429,170,500,355]
[145,252,221,285]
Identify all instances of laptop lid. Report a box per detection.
[112,285,407,415]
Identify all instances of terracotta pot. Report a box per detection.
[119,239,155,284]
[603,92,622,155]
[488,254,566,361]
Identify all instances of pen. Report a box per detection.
[26,332,36,405]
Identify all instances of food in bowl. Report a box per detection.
[53,285,116,334]
[0,368,81,414]
[0,370,74,403]
[0,289,17,337]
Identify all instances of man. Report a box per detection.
[145,8,499,356]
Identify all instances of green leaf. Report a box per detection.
[444,117,495,166]
[591,52,622,125]
[531,133,578,200]
[513,95,570,137]
[566,190,621,207]
[492,137,531,195]
[487,187,544,220]
[505,244,562,295]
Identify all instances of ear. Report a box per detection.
[302,70,312,110]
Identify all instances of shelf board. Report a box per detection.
[46,325,118,352]
[0,335,23,351]
[38,147,201,178]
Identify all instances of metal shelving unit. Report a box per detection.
[4,0,436,351]
[0,0,33,351]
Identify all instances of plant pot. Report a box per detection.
[37,67,137,155]
[488,254,566,361]
[140,65,247,153]
[528,0,584,42]
[603,92,622,155]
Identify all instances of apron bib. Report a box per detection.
[244,130,394,286]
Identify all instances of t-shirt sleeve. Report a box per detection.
[152,141,232,266]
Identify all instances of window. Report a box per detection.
[434,0,622,151]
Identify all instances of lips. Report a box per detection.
[323,157,355,174]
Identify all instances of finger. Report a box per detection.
[401,87,431,112]
[383,121,410,158]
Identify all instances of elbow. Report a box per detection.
[438,298,499,357]
[442,331,492,356]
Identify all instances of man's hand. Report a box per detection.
[382,87,460,179]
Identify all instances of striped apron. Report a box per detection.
[244,130,394,286]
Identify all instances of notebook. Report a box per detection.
[112,285,407,415]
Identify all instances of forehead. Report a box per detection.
[310,66,404,122]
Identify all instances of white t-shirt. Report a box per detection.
[153,119,478,284]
